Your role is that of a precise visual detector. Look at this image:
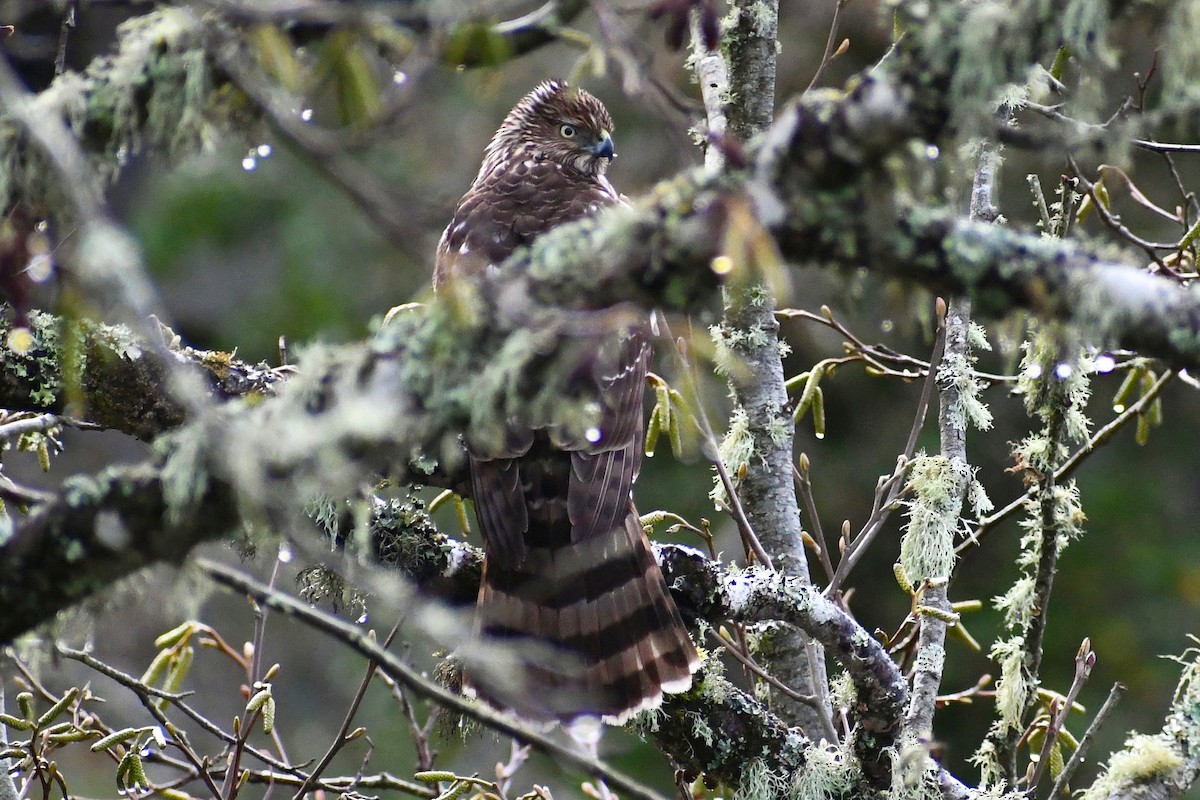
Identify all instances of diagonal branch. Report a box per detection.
[197,557,673,800]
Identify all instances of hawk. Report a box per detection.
[435,81,701,724]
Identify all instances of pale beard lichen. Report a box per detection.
[898,453,961,586]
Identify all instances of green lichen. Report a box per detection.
[898,453,961,585]
[304,495,342,542]
[690,712,716,748]
[993,575,1035,631]
[157,426,209,526]
[1083,645,1200,800]
[899,0,1113,143]
[937,322,994,433]
[29,385,56,406]
[710,322,740,378]
[0,310,67,407]
[889,745,949,800]
[61,474,105,508]
[969,740,1005,793]
[989,636,1031,735]
[828,670,856,712]
[735,757,786,800]
[625,706,665,737]
[370,495,444,574]
[977,326,1091,777]
[1081,735,1184,800]
[711,406,754,508]
[1163,1,1200,106]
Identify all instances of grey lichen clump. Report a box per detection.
[369,495,451,574]
[637,660,814,796]
[937,321,994,434]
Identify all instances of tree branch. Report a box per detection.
[0,462,240,640]
[903,131,1003,744]
[0,310,283,440]
[709,0,828,734]
[196,556,671,800]
[4,56,1200,653]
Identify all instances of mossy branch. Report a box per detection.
[0,462,240,641]
[711,0,827,736]
[1081,649,1200,800]
[0,310,283,441]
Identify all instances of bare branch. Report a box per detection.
[197,557,673,800]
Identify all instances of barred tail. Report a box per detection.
[466,512,701,724]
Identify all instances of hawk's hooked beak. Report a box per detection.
[590,132,615,160]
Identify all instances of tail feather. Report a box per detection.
[466,511,700,723]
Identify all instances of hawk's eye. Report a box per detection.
[560,124,576,139]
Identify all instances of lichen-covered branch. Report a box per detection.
[978,326,1090,785]
[0,437,899,795]
[5,7,1200,373]
[4,33,1200,660]
[0,310,283,441]
[903,135,1002,744]
[659,546,906,787]
[707,0,827,735]
[0,461,240,640]
[723,0,778,143]
[1081,650,1200,800]
[363,521,903,790]
[638,663,812,794]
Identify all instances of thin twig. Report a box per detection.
[223,554,285,800]
[704,628,818,708]
[1068,154,1176,260]
[1028,640,1095,792]
[690,8,728,171]
[777,306,1015,385]
[1159,153,1200,230]
[54,1,76,77]
[1133,139,1200,153]
[827,313,946,593]
[935,674,993,706]
[214,767,434,798]
[197,558,672,800]
[54,646,309,783]
[1048,682,1125,799]
[292,621,404,799]
[805,0,848,92]
[387,666,436,772]
[667,318,774,570]
[0,475,55,506]
[0,414,100,440]
[54,647,223,800]
[792,463,834,583]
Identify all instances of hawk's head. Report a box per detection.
[485,80,616,176]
